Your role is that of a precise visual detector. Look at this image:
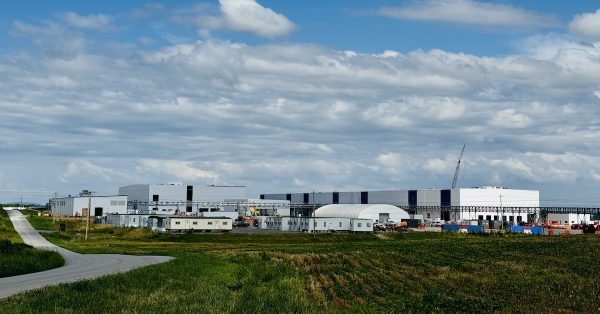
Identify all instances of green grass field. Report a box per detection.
[1,215,599,313]
[0,208,65,278]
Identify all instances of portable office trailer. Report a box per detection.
[258,216,373,232]
[307,217,353,232]
[104,214,151,228]
[164,216,232,232]
[350,219,373,232]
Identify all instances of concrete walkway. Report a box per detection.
[0,210,173,299]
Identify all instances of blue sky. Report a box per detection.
[1,0,600,205]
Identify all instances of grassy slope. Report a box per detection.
[0,207,23,243]
[1,216,600,313]
[0,208,65,278]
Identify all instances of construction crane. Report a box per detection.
[451,145,466,189]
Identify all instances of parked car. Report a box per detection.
[431,221,442,227]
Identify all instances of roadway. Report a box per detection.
[0,209,173,299]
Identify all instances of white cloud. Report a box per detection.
[137,160,219,182]
[489,158,536,181]
[61,12,113,30]
[59,160,126,183]
[4,24,600,200]
[198,0,295,38]
[378,0,556,28]
[363,97,467,128]
[490,109,531,128]
[423,156,457,176]
[131,3,165,18]
[569,9,600,41]
[485,152,600,184]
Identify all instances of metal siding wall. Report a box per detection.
[291,193,304,204]
[367,190,408,207]
[338,192,355,204]
[119,185,150,211]
[417,190,441,206]
[314,192,333,204]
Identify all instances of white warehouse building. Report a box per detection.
[261,186,540,223]
[52,195,127,217]
[315,204,409,223]
[547,213,591,225]
[119,184,246,214]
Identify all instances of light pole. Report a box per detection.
[312,191,316,239]
[499,194,504,232]
[83,190,93,241]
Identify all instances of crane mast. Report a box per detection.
[451,145,466,189]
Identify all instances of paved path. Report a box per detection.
[0,210,173,299]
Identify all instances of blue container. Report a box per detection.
[531,226,544,235]
[467,225,484,234]
[511,226,525,233]
[442,225,460,232]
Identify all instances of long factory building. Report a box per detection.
[261,186,540,223]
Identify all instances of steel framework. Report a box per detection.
[286,204,600,222]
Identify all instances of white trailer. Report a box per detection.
[259,216,373,233]
[164,216,232,232]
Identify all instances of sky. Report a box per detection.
[1,0,600,205]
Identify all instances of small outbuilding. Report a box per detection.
[315,204,409,223]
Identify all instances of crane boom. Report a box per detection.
[451,145,466,189]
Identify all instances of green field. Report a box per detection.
[1,215,600,313]
[0,208,65,278]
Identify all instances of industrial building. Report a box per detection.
[118,184,246,214]
[315,204,409,222]
[52,195,127,217]
[258,204,409,233]
[261,186,540,223]
[547,213,591,225]
[222,199,290,217]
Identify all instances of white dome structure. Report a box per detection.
[314,204,409,222]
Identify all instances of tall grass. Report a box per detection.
[0,207,22,243]
[0,208,65,278]
[0,253,313,313]
[0,240,65,278]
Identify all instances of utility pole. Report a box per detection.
[499,194,504,232]
[85,191,93,241]
[52,192,57,224]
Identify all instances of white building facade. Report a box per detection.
[52,195,127,217]
[261,187,540,223]
[547,213,591,225]
[119,184,246,214]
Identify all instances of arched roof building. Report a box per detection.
[315,204,409,222]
